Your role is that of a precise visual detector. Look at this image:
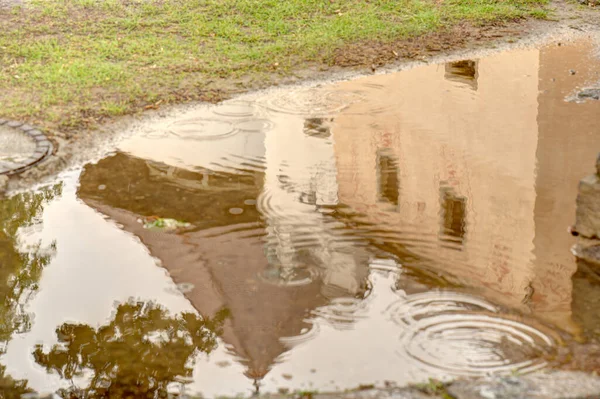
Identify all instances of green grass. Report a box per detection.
[0,0,547,132]
[416,378,456,399]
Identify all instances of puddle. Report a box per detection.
[1,37,600,397]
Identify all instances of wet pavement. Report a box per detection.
[1,36,600,398]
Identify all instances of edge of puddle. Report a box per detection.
[223,371,600,399]
[4,24,600,195]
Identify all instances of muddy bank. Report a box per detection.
[570,153,600,296]
[15,372,600,399]
[256,372,600,399]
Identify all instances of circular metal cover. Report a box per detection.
[0,119,52,175]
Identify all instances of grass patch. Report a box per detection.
[416,378,456,399]
[0,0,547,132]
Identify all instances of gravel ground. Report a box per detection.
[259,372,600,399]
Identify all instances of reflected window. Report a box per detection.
[440,185,466,244]
[299,190,317,205]
[377,149,399,206]
[303,118,332,139]
[445,60,478,90]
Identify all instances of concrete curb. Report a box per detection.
[0,119,53,175]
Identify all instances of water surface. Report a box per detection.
[1,36,600,398]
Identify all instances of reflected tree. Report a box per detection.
[0,363,33,398]
[0,184,61,396]
[0,184,61,345]
[33,300,229,399]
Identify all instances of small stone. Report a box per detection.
[569,69,577,75]
[449,372,600,399]
[35,141,52,152]
[504,377,521,386]
[28,129,43,137]
[36,141,51,151]
[34,145,49,154]
[98,184,106,190]
[577,88,600,100]
[19,124,34,131]
[229,207,244,215]
[480,387,498,399]
[573,174,600,239]
[6,120,22,128]
[34,135,50,143]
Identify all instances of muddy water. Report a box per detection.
[2,37,600,398]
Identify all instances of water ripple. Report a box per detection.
[257,264,322,287]
[263,89,365,116]
[386,291,555,377]
[169,118,237,140]
[312,297,369,330]
[212,101,257,118]
[398,313,554,376]
[234,119,274,132]
[386,291,498,327]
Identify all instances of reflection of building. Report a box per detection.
[73,39,600,384]
[262,112,368,295]
[445,60,479,90]
[334,48,541,313]
[79,153,311,379]
[332,41,600,334]
[78,128,369,380]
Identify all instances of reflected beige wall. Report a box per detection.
[333,49,544,313]
[532,40,600,333]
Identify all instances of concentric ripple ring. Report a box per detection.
[263,89,365,116]
[398,313,554,377]
[168,118,237,140]
[386,291,498,327]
